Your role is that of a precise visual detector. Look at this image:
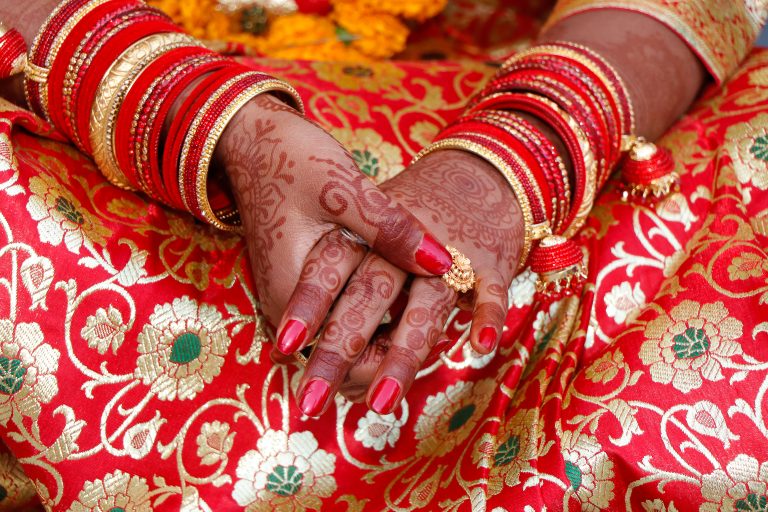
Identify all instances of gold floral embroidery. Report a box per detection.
[330,128,405,182]
[354,410,402,451]
[67,470,152,512]
[197,421,236,466]
[728,252,767,281]
[700,454,768,512]
[560,431,615,511]
[0,320,59,427]
[232,430,336,511]
[311,61,406,93]
[81,306,128,355]
[135,297,231,401]
[584,350,625,385]
[727,114,768,197]
[640,301,743,393]
[414,379,495,457]
[25,173,110,253]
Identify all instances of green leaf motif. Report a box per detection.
[170,333,202,364]
[672,327,710,360]
[266,465,304,497]
[55,196,85,225]
[750,135,768,162]
[448,404,476,432]
[736,493,768,511]
[494,435,520,467]
[0,357,26,395]
[565,461,582,491]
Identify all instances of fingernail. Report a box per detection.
[415,234,452,274]
[277,320,307,354]
[370,377,401,415]
[478,326,498,353]
[424,338,451,366]
[298,378,331,417]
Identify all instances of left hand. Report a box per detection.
[288,149,526,415]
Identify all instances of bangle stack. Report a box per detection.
[8,0,304,231]
[417,41,678,302]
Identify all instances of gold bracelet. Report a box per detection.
[413,137,546,271]
[90,32,197,189]
[179,72,304,231]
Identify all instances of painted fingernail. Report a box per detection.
[370,377,402,415]
[478,326,498,354]
[298,378,331,417]
[424,338,451,366]
[415,234,452,274]
[277,319,307,354]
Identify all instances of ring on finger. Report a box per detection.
[339,228,369,247]
[442,246,476,293]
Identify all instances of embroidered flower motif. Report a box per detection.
[640,301,743,393]
[585,350,625,385]
[312,61,406,93]
[533,302,562,353]
[508,269,537,309]
[656,192,697,231]
[414,379,495,457]
[474,408,545,496]
[81,306,128,355]
[330,128,404,182]
[197,421,236,466]
[727,252,766,281]
[232,430,336,511]
[67,470,151,512]
[0,451,36,507]
[354,410,402,451]
[727,116,768,194]
[19,255,54,311]
[0,320,59,426]
[106,197,149,218]
[135,297,231,401]
[0,132,16,173]
[123,413,165,460]
[25,173,110,254]
[604,282,646,325]
[561,431,615,511]
[700,454,768,512]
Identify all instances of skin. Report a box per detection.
[0,4,709,415]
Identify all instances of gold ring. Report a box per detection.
[442,246,476,293]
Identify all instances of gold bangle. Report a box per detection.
[25,0,113,120]
[413,138,541,271]
[90,32,197,189]
[179,72,304,231]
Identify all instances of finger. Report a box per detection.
[296,255,407,417]
[366,277,456,415]
[469,269,509,355]
[275,229,366,355]
[338,332,453,403]
[316,164,452,276]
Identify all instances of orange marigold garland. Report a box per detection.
[148,0,447,61]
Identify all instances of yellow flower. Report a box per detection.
[640,301,743,393]
[332,0,409,59]
[67,470,151,512]
[356,0,447,21]
[135,297,231,401]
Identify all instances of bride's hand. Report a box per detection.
[291,148,525,415]
[216,94,453,341]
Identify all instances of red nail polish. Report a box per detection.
[424,338,451,366]
[277,320,307,354]
[298,378,331,417]
[415,234,452,274]
[370,377,401,415]
[478,326,498,353]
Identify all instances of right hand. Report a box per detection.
[216,94,453,354]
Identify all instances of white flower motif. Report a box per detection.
[19,256,54,311]
[354,411,401,451]
[701,454,768,511]
[67,470,151,512]
[81,306,127,355]
[604,282,646,325]
[0,320,59,426]
[135,297,231,401]
[508,269,537,309]
[232,430,336,512]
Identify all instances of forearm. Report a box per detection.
[540,10,706,140]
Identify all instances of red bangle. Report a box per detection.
[115,46,207,193]
[0,28,27,78]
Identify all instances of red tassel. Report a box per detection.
[530,235,586,303]
[620,138,679,202]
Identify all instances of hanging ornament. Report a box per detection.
[530,235,587,303]
[0,24,28,79]
[620,136,679,202]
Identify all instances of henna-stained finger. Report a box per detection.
[469,269,509,355]
[275,229,367,355]
[313,157,453,277]
[366,277,456,415]
[296,255,407,416]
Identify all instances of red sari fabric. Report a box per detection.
[2,43,768,512]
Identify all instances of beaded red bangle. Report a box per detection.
[0,27,28,78]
